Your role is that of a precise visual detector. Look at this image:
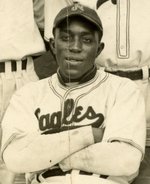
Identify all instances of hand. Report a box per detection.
[92,127,104,143]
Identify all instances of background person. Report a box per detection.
[0,0,45,183]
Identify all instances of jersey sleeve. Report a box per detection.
[1,83,94,173]
[59,79,146,178]
[0,0,45,61]
[1,83,38,153]
[44,0,71,41]
[59,141,142,177]
[103,78,146,156]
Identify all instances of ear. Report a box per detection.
[49,38,56,56]
[96,42,105,57]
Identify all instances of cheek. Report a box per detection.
[86,46,98,60]
[55,44,64,59]
[55,45,68,67]
[55,42,67,56]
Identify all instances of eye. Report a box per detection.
[62,35,70,41]
[82,37,92,43]
[60,33,71,42]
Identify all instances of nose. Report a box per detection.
[69,37,82,53]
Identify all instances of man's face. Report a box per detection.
[51,17,103,81]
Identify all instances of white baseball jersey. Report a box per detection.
[96,0,150,69]
[1,70,146,184]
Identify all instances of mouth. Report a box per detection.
[65,57,83,64]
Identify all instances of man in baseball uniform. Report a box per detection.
[43,2,150,182]
[44,0,150,145]
[1,3,146,184]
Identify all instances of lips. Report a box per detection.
[65,57,83,64]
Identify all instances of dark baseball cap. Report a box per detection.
[53,3,103,36]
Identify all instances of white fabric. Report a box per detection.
[0,57,39,184]
[33,0,45,29]
[0,0,44,182]
[1,70,146,184]
[31,174,120,184]
[0,57,38,121]
[0,0,45,61]
[96,0,150,69]
[44,0,73,41]
[141,66,149,81]
[96,0,150,142]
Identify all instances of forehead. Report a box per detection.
[56,16,98,35]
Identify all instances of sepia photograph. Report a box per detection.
[0,0,150,184]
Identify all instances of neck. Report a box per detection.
[57,65,97,86]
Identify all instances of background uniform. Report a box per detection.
[1,69,146,184]
[0,0,45,183]
[0,0,45,120]
[96,0,150,146]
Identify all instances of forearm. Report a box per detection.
[3,126,94,173]
[60,142,142,176]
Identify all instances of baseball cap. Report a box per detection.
[53,3,103,36]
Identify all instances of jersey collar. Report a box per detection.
[57,65,97,86]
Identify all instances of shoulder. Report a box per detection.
[12,77,51,100]
[97,69,141,93]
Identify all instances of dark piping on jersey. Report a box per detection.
[57,65,97,86]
